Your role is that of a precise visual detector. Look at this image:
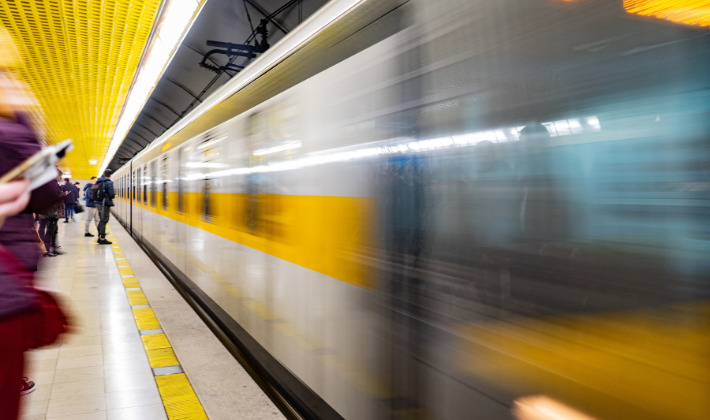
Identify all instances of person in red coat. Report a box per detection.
[0,33,67,418]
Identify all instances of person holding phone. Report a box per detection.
[0,27,67,411]
[0,70,64,271]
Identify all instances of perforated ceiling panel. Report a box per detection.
[0,0,163,179]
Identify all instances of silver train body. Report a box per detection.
[113,0,710,418]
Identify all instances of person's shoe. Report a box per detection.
[98,238,112,245]
[20,378,35,395]
[43,252,57,257]
[63,220,68,223]
[85,232,94,237]
[52,248,64,255]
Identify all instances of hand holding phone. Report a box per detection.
[0,139,73,190]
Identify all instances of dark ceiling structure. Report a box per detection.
[108,0,328,171]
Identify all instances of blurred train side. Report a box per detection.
[113,0,710,419]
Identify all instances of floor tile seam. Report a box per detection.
[106,228,208,420]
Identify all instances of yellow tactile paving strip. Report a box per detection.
[105,228,209,420]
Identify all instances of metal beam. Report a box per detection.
[148,96,182,118]
[141,112,169,130]
[165,76,202,102]
[127,131,152,146]
[134,121,161,138]
[245,0,289,34]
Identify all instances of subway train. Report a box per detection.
[111,0,710,419]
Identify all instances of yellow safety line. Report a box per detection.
[104,227,209,420]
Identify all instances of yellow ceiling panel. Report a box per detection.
[624,0,710,29]
[0,0,163,179]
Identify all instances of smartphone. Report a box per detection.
[0,139,73,190]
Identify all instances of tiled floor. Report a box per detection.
[20,217,283,419]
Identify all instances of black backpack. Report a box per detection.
[90,180,106,202]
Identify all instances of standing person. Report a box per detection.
[94,169,115,245]
[61,178,78,223]
[83,177,99,237]
[37,174,64,257]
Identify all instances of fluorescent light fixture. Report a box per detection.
[129,0,369,165]
[253,141,302,156]
[89,159,97,165]
[99,0,205,175]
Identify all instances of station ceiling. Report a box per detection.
[0,0,325,180]
[0,0,164,180]
[106,0,327,173]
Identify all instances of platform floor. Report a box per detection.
[20,217,283,420]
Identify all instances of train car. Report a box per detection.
[113,0,710,419]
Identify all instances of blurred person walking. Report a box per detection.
[83,176,99,237]
[0,26,67,416]
[61,178,78,223]
[93,169,115,244]
[0,180,69,419]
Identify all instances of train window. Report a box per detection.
[197,134,220,221]
[203,178,211,220]
[150,160,157,207]
[161,155,168,210]
[132,171,136,201]
[142,166,147,205]
[177,147,184,214]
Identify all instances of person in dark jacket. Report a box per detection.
[61,178,78,223]
[0,29,67,417]
[0,118,64,271]
[95,169,115,244]
[37,174,65,257]
[83,177,99,237]
[0,179,32,420]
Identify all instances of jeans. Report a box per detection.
[96,204,111,238]
[64,203,75,221]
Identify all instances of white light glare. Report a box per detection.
[253,141,302,156]
[183,115,601,181]
[197,136,227,150]
[89,160,97,165]
[185,162,229,169]
[99,0,204,175]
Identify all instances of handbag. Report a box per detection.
[74,203,84,214]
[23,289,70,350]
[35,229,47,254]
[0,246,69,350]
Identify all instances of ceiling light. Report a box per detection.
[99,0,206,175]
[133,0,369,162]
[89,160,97,165]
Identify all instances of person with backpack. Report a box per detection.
[83,177,100,237]
[93,169,115,245]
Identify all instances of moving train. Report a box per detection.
[112,0,710,418]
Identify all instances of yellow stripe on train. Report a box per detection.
[457,301,710,420]
[116,192,375,289]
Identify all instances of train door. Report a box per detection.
[175,147,186,273]
[129,163,133,234]
[135,166,143,239]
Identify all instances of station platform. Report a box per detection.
[19,218,283,420]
